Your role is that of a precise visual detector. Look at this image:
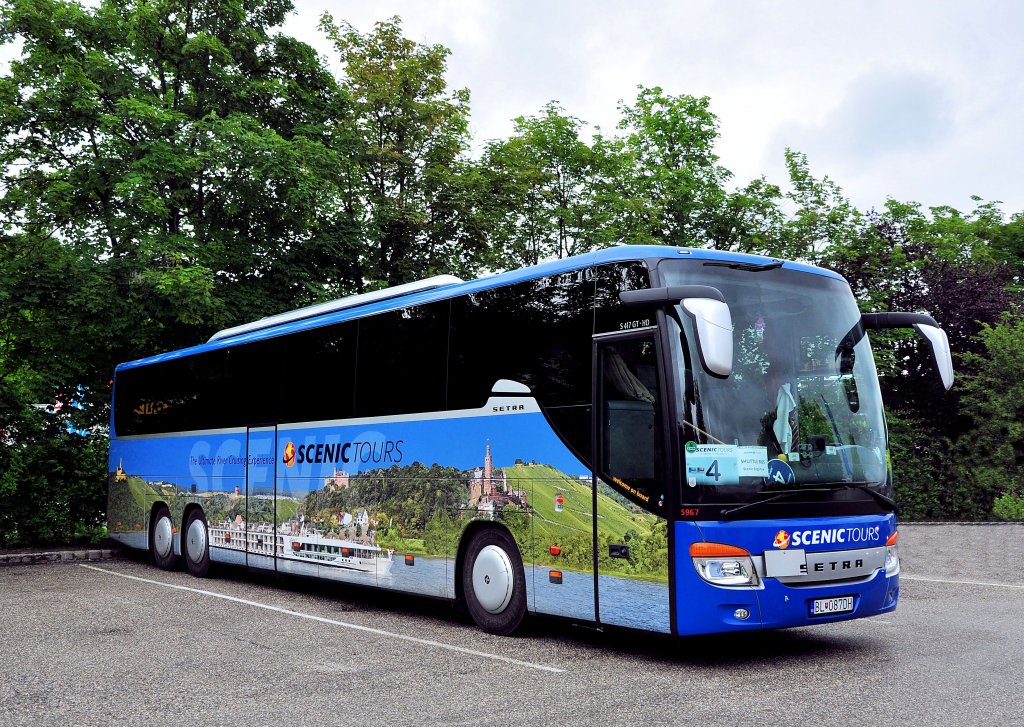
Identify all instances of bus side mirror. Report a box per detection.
[619,285,734,378]
[912,323,954,391]
[682,296,734,378]
[862,312,954,390]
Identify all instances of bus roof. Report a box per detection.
[115,245,844,371]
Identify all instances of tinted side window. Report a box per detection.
[355,302,450,417]
[449,270,594,462]
[594,261,652,334]
[226,337,286,425]
[281,321,357,424]
[114,349,227,435]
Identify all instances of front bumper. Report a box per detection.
[674,517,899,636]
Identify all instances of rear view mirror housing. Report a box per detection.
[682,297,734,378]
[911,323,954,390]
[620,285,734,378]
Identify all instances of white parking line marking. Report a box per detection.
[79,564,564,674]
[901,575,1024,590]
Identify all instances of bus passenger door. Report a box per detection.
[593,333,673,633]
[245,426,278,570]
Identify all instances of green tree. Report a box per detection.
[320,14,484,286]
[886,410,956,519]
[499,504,529,553]
[0,0,356,425]
[611,87,732,248]
[0,0,361,544]
[780,149,861,264]
[956,314,1024,518]
[0,403,107,546]
[480,102,616,268]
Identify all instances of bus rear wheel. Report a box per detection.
[461,528,527,636]
[183,508,211,578]
[150,505,176,571]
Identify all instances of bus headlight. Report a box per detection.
[690,542,760,587]
[885,531,900,576]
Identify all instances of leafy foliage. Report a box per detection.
[953,314,1024,517]
[320,14,485,286]
[0,404,106,547]
[993,491,1024,521]
[480,103,617,267]
[3,2,1024,547]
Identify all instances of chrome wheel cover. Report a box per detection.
[153,515,173,558]
[472,544,514,614]
[186,518,207,563]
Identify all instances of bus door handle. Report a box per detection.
[609,543,631,561]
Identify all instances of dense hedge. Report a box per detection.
[0,407,107,548]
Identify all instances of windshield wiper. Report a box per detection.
[702,260,784,272]
[720,482,896,517]
[721,488,833,516]
[839,482,897,513]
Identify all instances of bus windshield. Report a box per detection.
[659,259,890,508]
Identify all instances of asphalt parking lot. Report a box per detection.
[1,524,1022,727]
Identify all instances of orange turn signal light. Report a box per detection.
[405,554,415,566]
[689,542,750,558]
[886,531,899,546]
[549,570,563,584]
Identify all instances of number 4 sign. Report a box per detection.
[684,444,768,487]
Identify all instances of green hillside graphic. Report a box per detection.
[108,460,667,581]
[107,475,159,532]
[505,464,654,541]
[108,471,303,533]
[501,464,667,581]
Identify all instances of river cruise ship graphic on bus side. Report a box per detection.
[208,520,394,576]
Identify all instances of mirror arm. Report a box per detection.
[862,312,939,330]
[619,285,726,308]
[862,311,954,391]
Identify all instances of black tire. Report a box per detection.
[461,528,527,636]
[182,508,211,578]
[149,505,176,571]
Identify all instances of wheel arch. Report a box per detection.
[181,502,205,531]
[147,501,172,545]
[147,500,170,528]
[148,501,177,568]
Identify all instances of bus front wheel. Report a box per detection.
[461,528,527,636]
[150,505,176,571]
[183,508,211,578]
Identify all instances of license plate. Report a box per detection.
[810,595,854,616]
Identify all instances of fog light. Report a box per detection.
[734,608,750,620]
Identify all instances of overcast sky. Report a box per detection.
[2,1,1020,216]
[283,0,1024,217]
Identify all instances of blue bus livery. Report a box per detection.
[108,245,952,636]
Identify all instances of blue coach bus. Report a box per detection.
[108,245,952,636]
